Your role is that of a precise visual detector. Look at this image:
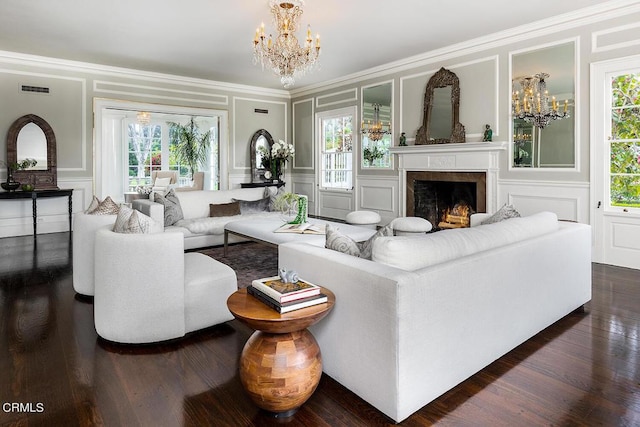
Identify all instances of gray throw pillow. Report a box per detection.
[481,204,521,225]
[357,225,394,260]
[154,189,184,226]
[231,196,271,214]
[325,224,361,257]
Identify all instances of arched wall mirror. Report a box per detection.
[416,67,466,144]
[6,114,58,189]
[250,129,274,182]
[361,81,393,168]
[510,40,576,169]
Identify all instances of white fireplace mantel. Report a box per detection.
[391,141,507,216]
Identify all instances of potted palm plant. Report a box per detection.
[168,118,211,180]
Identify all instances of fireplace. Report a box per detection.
[406,171,486,230]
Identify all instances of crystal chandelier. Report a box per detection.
[253,0,321,89]
[512,73,569,129]
[361,104,391,141]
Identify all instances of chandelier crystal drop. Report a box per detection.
[253,0,321,89]
[512,72,569,129]
[361,104,391,142]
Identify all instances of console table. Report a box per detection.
[0,189,73,236]
[240,181,285,188]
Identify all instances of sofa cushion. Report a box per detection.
[372,211,559,271]
[325,224,361,256]
[155,189,184,226]
[87,196,120,215]
[209,201,241,217]
[325,224,394,260]
[481,204,520,225]
[112,205,162,234]
[232,196,271,214]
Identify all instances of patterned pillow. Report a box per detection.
[85,196,100,214]
[481,204,521,225]
[209,201,241,217]
[232,197,271,214]
[325,224,361,257]
[112,205,160,234]
[87,196,120,215]
[357,225,394,260]
[154,189,184,226]
[265,186,286,212]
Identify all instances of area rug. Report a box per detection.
[196,242,278,289]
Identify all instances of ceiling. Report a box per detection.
[0,0,617,92]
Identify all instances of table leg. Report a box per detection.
[32,195,37,237]
[239,329,322,415]
[68,194,73,232]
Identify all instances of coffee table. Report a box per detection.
[223,217,376,256]
[227,286,335,416]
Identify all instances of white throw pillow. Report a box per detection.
[154,177,172,187]
[112,205,163,234]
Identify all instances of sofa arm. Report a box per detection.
[133,199,164,224]
[470,212,490,226]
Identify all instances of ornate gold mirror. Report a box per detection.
[250,129,274,182]
[416,67,465,144]
[7,114,58,189]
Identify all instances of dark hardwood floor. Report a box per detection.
[1,232,639,426]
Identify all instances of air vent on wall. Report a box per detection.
[21,85,50,94]
[254,108,269,114]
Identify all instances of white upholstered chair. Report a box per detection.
[176,171,204,191]
[72,212,118,296]
[151,170,178,185]
[93,228,237,344]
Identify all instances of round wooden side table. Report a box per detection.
[227,286,335,417]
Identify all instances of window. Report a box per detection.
[609,72,640,210]
[124,115,220,191]
[320,112,353,190]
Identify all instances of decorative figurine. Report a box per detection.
[279,268,299,284]
[482,124,493,142]
[399,132,407,146]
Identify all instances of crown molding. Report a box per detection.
[0,50,290,99]
[290,0,640,97]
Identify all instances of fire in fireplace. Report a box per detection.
[406,171,486,231]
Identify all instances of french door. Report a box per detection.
[591,57,640,269]
[316,106,356,219]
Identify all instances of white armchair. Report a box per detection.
[72,212,118,296]
[93,228,237,344]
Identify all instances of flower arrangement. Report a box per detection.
[271,140,295,161]
[270,140,295,181]
[363,145,384,165]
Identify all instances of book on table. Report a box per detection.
[274,222,326,235]
[251,276,321,303]
[247,285,328,314]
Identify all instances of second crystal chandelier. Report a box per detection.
[512,73,569,129]
[253,0,321,89]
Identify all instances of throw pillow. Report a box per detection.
[325,224,361,257]
[210,201,241,217]
[154,188,184,226]
[112,205,161,234]
[266,186,286,212]
[88,196,120,215]
[481,204,521,225]
[357,225,394,260]
[154,177,172,187]
[231,197,271,214]
[85,196,100,214]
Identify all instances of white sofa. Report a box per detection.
[94,227,237,343]
[133,187,281,250]
[278,212,592,422]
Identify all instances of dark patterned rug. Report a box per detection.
[195,242,278,289]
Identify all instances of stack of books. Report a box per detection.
[248,276,327,314]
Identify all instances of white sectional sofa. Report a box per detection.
[278,212,592,422]
[133,187,281,250]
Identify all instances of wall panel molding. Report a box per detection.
[94,81,229,106]
[592,21,640,53]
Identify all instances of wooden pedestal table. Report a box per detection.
[227,287,335,417]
